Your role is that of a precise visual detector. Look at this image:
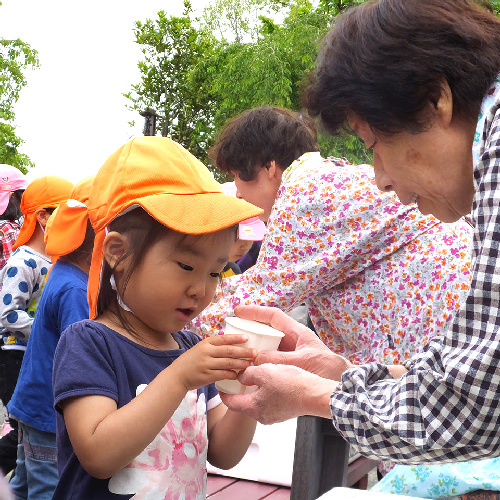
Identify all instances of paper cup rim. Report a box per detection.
[224,316,285,337]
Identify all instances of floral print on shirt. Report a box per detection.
[191,152,472,366]
[108,386,209,499]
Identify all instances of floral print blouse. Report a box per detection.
[191,152,472,366]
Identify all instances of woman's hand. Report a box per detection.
[234,305,352,380]
[171,334,256,391]
[219,363,338,424]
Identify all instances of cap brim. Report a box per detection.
[0,192,10,215]
[135,192,263,234]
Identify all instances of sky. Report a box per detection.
[0,0,210,183]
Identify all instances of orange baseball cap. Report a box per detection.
[87,136,263,319]
[13,176,74,250]
[44,175,95,259]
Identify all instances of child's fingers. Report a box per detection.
[214,357,254,372]
[209,333,249,345]
[205,334,257,360]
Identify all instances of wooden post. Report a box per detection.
[291,416,349,500]
[140,108,158,136]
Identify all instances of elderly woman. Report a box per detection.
[221,0,500,466]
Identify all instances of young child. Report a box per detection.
[7,176,95,500]
[0,175,73,475]
[52,137,263,499]
[0,164,28,269]
[220,182,266,278]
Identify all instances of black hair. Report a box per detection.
[1,190,24,221]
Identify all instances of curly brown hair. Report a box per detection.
[209,106,319,181]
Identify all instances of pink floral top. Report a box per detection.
[191,152,472,365]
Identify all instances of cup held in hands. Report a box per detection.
[215,316,285,395]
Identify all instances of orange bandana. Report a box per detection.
[13,176,73,250]
[44,175,95,260]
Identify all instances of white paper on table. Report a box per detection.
[207,418,297,487]
[318,488,427,500]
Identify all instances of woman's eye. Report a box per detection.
[178,262,193,271]
[210,272,222,278]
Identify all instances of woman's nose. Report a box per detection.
[373,163,393,193]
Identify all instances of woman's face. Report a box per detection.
[349,113,476,223]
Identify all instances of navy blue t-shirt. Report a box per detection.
[52,320,219,500]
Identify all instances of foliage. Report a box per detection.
[0,123,30,173]
[317,0,368,16]
[193,0,371,164]
[123,2,218,165]
[0,36,38,171]
[125,0,374,172]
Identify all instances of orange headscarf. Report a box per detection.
[44,175,95,260]
[13,176,73,250]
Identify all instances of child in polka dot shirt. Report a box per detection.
[0,175,72,475]
[0,176,73,354]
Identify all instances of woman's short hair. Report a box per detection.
[302,0,500,136]
[209,106,320,181]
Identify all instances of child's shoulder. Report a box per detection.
[3,245,51,270]
[61,319,108,343]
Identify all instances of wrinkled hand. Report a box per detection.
[171,334,256,391]
[234,305,352,380]
[219,363,337,424]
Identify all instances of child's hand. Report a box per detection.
[171,334,256,391]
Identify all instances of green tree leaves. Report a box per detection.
[0,34,38,170]
[123,0,379,173]
[123,5,219,166]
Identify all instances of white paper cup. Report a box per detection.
[215,316,285,395]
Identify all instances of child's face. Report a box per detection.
[120,228,234,335]
[229,238,253,263]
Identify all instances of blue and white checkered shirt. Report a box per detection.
[330,89,500,463]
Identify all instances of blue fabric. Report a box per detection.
[8,261,88,433]
[9,421,58,500]
[371,458,500,498]
[52,321,218,500]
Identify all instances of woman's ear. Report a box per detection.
[435,79,453,128]
[266,160,284,183]
[103,231,129,271]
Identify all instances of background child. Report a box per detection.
[0,175,73,476]
[52,137,263,499]
[0,165,28,269]
[7,176,95,500]
[221,182,266,278]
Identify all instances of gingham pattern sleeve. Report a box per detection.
[330,100,500,463]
